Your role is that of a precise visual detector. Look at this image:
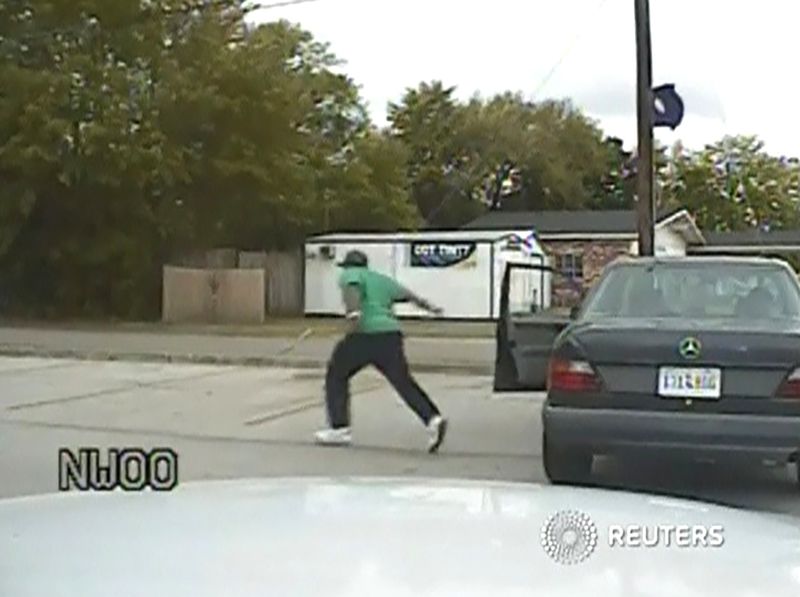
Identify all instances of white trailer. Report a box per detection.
[304,230,550,320]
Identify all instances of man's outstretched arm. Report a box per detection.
[394,285,443,315]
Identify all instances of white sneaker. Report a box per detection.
[427,416,448,453]
[314,427,352,446]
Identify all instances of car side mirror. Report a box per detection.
[569,305,580,319]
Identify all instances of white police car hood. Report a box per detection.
[1,477,800,597]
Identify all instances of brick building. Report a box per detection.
[462,208,705,306]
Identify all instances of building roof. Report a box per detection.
[462,207,683,235]
[306,229,540,243]
[702,229,800,247]
[307,207,710,246]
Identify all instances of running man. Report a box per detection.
[314,250,448,452]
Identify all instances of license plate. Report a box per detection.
[657,367,722,399]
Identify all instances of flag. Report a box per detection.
[507,231,538,255]
[652,84,684,130]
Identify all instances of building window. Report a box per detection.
[556,252,583,280]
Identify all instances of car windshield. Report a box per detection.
[582,261,800,320]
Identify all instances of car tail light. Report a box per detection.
[776,368,800,398]
[547,357,600,392]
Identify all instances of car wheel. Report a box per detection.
[543,433,592,485]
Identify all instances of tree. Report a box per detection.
[663,135,800,232]
[0,0,210,317]
[318,131,418,233]
[158,19,330,252]
[388,86,615,227]
[387,81,478,228]
[593,137,636,209]
[0,4,416,318]
[462,95,610,212]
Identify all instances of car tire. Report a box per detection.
[543,433,592,485]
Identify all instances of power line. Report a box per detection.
[530,0,610,101]
[424,0,612,222]
[247,0,324,11]
[472,0,612,214]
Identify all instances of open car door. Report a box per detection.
[493,262,581,391]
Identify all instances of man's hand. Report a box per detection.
[395,285,443,317]
[417,297,443,316]
[344,315,360,334]
[342,285,362,333]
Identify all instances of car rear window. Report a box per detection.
[582,262,800,319]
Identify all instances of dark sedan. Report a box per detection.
[542,256,800,484]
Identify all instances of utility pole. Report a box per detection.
[634,0,654,256]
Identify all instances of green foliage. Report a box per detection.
[1,4,798,320]
[663,135,800,232]
[387,81,477,228]
[0,3,415,317]
[388,84,615,226]
[320,131,419,232]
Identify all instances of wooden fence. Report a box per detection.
[162,266,266,324]
[165,248,304,319]
[239,250,304,316]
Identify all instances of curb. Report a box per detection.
[0,347,493,376]
[0,321,495,340]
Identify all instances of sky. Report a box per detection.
[249,0,800,157]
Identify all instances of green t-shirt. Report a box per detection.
[338,267,405,333]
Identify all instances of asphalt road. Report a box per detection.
[1,356,799,518]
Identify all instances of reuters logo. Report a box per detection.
[541,510,598,565]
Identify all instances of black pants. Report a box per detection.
[325,331,440,428]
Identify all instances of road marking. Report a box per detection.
[243,382,385,426]
[3,367,243,412]
[438,381,493,391]
[0,358,80,376]
[244,398,322,426]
